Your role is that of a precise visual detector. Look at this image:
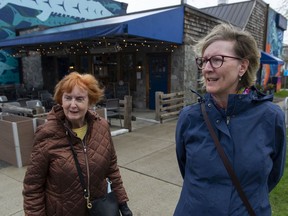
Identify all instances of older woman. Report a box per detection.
[174,23,286,216]
[23,72,132,216]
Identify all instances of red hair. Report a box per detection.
[54,72,104,106]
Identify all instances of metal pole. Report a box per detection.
[284,97,288,127]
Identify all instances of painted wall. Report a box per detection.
[263,8,286,88]
[0,0,127,85]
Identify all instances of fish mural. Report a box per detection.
[0,0,114,21]
[0,27,16,40]
[0,0,127,85]
[9,5,79,27]
[0,51,18,84]
[0,61,16,76]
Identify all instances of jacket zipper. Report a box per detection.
[226,116,230,125]
[66,125,91,206]
[81,139,90,204]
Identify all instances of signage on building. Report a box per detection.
[276,13,287,30]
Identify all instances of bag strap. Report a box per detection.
[200,103,256,216]
[68,139,92,209]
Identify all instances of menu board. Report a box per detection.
[114,82,129,100]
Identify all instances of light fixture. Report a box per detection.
[137,61,142,70]
[69,63,75,70]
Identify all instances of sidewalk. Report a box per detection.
[0,112,182,216]
[1,100,285,216]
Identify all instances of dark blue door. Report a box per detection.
[148,54,169,109]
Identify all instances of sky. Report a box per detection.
[120,0,284,13]
[119,0,287,43]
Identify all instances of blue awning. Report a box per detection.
[260,51,284,65]
[0,6,184,48]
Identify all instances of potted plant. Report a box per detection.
[266,83,275,94]
[255,84,264,92]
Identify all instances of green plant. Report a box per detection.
[255,84,264,92]
[270,135,288,215]
[267,83,275,90]
[274,90,288,98]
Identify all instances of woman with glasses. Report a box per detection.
[23,72,133,216]
[174,23,286,216]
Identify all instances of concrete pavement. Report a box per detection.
[1,100,285,216]
[114,120,182,216]
[0,112,182,216]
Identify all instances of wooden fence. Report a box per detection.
[155,91,184,123]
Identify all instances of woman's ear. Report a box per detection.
[239,59,249,77]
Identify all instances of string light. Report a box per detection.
[4,37,179,57]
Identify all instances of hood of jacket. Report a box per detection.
[193,86,274,116]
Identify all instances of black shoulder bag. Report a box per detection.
[69,139,120,216]
[200,102,256,216]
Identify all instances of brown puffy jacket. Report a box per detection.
[23,105,129,216]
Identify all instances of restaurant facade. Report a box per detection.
[0,0,286,109]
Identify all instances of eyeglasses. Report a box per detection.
[195,55,243,70]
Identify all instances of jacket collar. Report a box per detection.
[200,86,274,115]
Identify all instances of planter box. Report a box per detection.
[0,115,34,167]
[33,116,47,131]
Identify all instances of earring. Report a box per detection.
[239,76,242,81]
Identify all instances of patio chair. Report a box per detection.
[26,99,42,109]
[6,102,21,107]
[105,98,122,127]
[0,95,8,102]
[40,92,55,111]
[26,99,45,114]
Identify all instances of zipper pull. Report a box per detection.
[226,116,230,125]
[82,140,87,153]
[106,178,112,193]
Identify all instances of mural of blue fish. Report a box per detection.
[0,0,115,21]
[0,0,126,85]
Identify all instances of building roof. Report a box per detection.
[199,1,256,28]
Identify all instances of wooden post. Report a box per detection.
[155,91,162,121]
[123,95,132,132]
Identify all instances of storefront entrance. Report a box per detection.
[148,54,169,109]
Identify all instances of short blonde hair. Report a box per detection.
[54,72,104,106]
[195,23,260,89]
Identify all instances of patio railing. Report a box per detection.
[155,91,184,123]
